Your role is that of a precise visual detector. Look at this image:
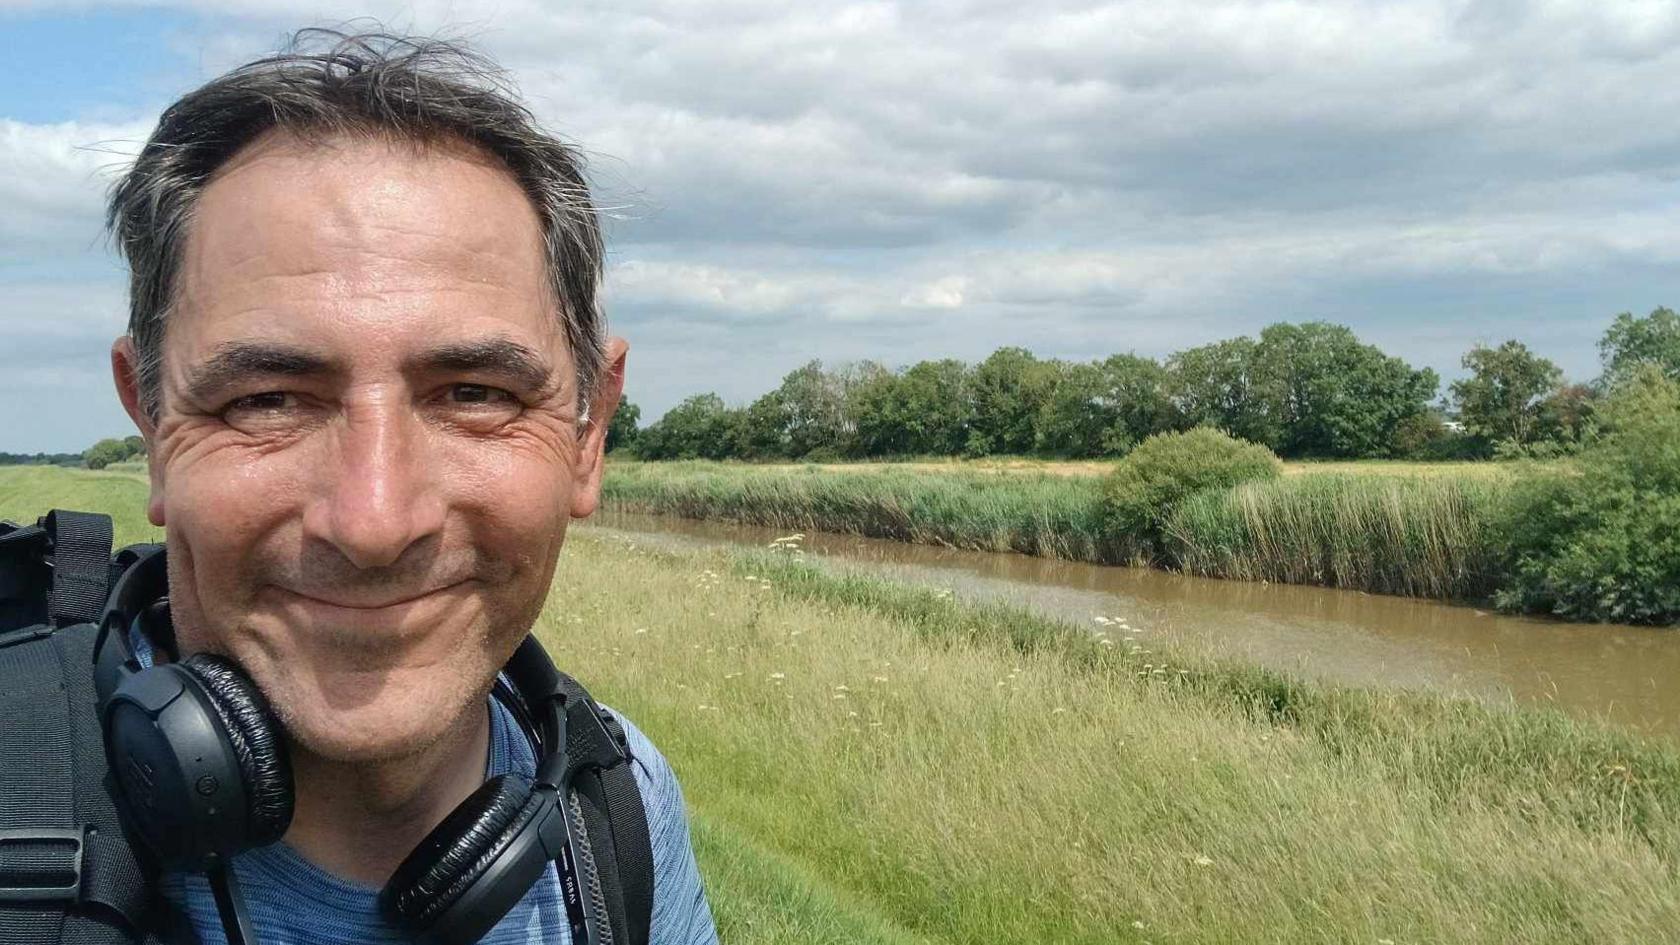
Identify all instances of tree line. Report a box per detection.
[614,308,1680,462]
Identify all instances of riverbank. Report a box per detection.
[7,465,1678,942]
[585,508,1680,740]
[601,459,1515,602]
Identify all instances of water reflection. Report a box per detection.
[584,509,1677,741]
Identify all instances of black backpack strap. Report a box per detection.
[0,622,159,944]
[42,512,114,629]
[594,714,654,945]
[0,525,162,945]
[554,674,654,945]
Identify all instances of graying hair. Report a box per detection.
[106,29,606,422]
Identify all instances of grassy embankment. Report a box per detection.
[4,464,1679,942]
[601,459,1514,602]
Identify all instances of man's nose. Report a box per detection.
[305,399,447,570]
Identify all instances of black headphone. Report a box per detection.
[92,544,628,945]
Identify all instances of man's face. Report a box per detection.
[112,130,622,763]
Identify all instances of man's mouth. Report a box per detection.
[271,580,469,612]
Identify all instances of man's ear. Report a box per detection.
[111,336,167,527]
[569,336,628,520]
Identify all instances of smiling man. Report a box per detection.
[83,29,715,945]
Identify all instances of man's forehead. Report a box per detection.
[180,129,548,293]
[166,128,564,363]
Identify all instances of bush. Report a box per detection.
[1493,369,1680,625]
[1100,427,1282,558]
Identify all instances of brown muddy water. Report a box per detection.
[583,509,1680,742]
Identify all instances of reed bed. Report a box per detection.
[603,460,1520,604]
[601,460,1134,563]
[1165,473,1506,600]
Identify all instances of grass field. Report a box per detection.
[7,465,1679,943]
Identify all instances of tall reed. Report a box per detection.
[601,460,1137,563]
[1165,473,1506,600]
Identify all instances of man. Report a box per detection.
[95,29,717,944]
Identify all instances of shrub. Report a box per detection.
[1493,369,1680,625]
[1100,427,1281,558]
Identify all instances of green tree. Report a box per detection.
[852,359,972,456]
[965,347,1056,456]
[1495,367,1680,624]
[605,397,640,453]
[121,436,146,460]
[766,360,853,458]
[82,437,129,470]
[1034,355,1175,457]
[632,393,735,460]
[1251,322,1438,458]
[1599,307,1680,388]
[1166,337,1277,447]
[1532,383,1598,452]
[1449,340,1563,450]
[1034,361,1111,457]
[1097,353,1178,450]
[730,393,792,459]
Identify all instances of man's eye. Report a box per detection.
[227,392,293,412]
[449,384,517,405]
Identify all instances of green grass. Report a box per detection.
[562,540,1680,943]
[1166,473,1507,601]
[0,464,160,546]
[7,464,1680,942]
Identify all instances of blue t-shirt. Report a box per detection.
[131,633,718,945]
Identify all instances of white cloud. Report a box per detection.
[6,0,1680,441]
[0,118,145,257]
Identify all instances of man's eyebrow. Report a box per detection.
[183,342,339,404]
[410,338,556,393]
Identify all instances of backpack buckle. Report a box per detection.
[0,827,84,903]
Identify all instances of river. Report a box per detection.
[583,509,1680,742]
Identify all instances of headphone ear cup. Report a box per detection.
[381,774,550,934]
[180,653,295,846]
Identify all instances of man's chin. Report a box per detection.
[254,664,489,765]
[278,695,481,764]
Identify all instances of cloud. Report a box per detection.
[5,0,1680,446]
[0,118,145,259]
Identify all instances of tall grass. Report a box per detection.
[602,460,1134,563]
[554,535,1680,943]
[1165,473,1506,601]
[604,461,1518,605]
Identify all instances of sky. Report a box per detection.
[4,1,1680,452]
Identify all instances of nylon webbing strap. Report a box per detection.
[43,512,113,629]
[551,672,654,945]
[57,622,155,942]
[0,612,156,944]
[574,771,628,945]
[0,622,76,943]
[596,734,653,945]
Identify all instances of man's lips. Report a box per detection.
[270,580,469,611]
